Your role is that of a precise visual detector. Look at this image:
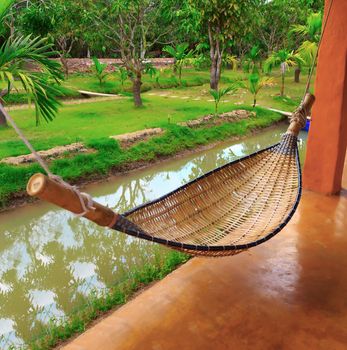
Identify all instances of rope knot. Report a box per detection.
[289,101,309,130]
[49,175,95,217]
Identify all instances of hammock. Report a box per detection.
[26,93,315,257]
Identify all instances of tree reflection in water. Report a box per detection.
[0,124,304,347]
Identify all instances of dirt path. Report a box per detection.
[4,95,123,111]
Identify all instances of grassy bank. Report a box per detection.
[30,250,189,350]
[0,96,232,159]
[0,67,309,160]
[0,106,284,209]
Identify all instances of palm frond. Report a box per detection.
[0,35,63,124]
[264,53,280,73]
[209,89,219,101]
[163,45,176,58]
[307,12,322,41]
[297,41,318,66]
[289,24,308,37]
[0,0,14,23]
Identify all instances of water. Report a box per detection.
[0,124,307,348]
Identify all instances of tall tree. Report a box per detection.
[253,0,324,55]
[290,12,322,66]
[264,49,300,96]
[94,0,182,107]
[191,0,258,90]
[246,73,274,107]
[18,0,88,77]
[0,1,62,127]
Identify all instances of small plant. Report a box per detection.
[92,57,108,86]
[264,49,299,96]
[144,62,159,86]
[224,54,238,71]
[115,66,128,91]
[247,73,274,107]
[209,84,240,116]
[242,45,261,73]
[163,43,193,85]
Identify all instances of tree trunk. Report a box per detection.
[210,59,218,90]
[281,73,285,96]
[133,74,143,107]
[280,62,287,96]
[0,107,8,127]
[294,68,301,83]
[253,96,257,108]
[210,53,223,90]
[60,57,69,78]
[208,24,223,90]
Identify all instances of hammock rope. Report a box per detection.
[303,0,334,98]
[4,0,334,257]
[0,105,95,217]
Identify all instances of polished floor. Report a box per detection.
[63,159,347,350]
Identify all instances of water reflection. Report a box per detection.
[0,124,307,348]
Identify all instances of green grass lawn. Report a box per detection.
[0,67,313,207]
[0,107,284,207]
[0,67,312,159]
[0,96,238,158]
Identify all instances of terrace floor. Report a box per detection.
[63,157,347,350]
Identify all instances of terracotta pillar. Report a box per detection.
[303,0,347,195]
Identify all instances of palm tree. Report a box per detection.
[163,43,193,85]
[290,12,322,83]
[264,49,297,97]
[0,1,62,127]
[243,45,261,74]
[209,84,240,116]
[247,73,274,107]
[224,54,238,71]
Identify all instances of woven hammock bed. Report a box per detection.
[27,94,314,257]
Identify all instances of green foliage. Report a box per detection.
[114,66,129,91]
[190,0,258,89]
[209,84,240,116]
[92,57,108,86]
[252,0,323,54]
[0,104,283,207]
[163,43,193,85]
[290,12,322,66]
[2,85,79,105]
[224,55,238,71]
[242,45,261,73]
[0,0,13,24]
[264,49,298,96]
[0,34,63,125]
[144,62,157,80]
[247,73,274,107]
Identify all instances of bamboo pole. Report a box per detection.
[27,173,118,227]
[286,93,315,136]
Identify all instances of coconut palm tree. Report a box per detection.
[264,49,298,97]
[291,12,322,64]
[0,0,62,127]
[243,45,261,74]
[290,12,322,82]
[209,84,240,116]
[247,73,274,107]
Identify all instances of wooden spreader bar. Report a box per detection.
[27,173,119,227]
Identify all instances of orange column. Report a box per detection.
[303,0,347,195]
